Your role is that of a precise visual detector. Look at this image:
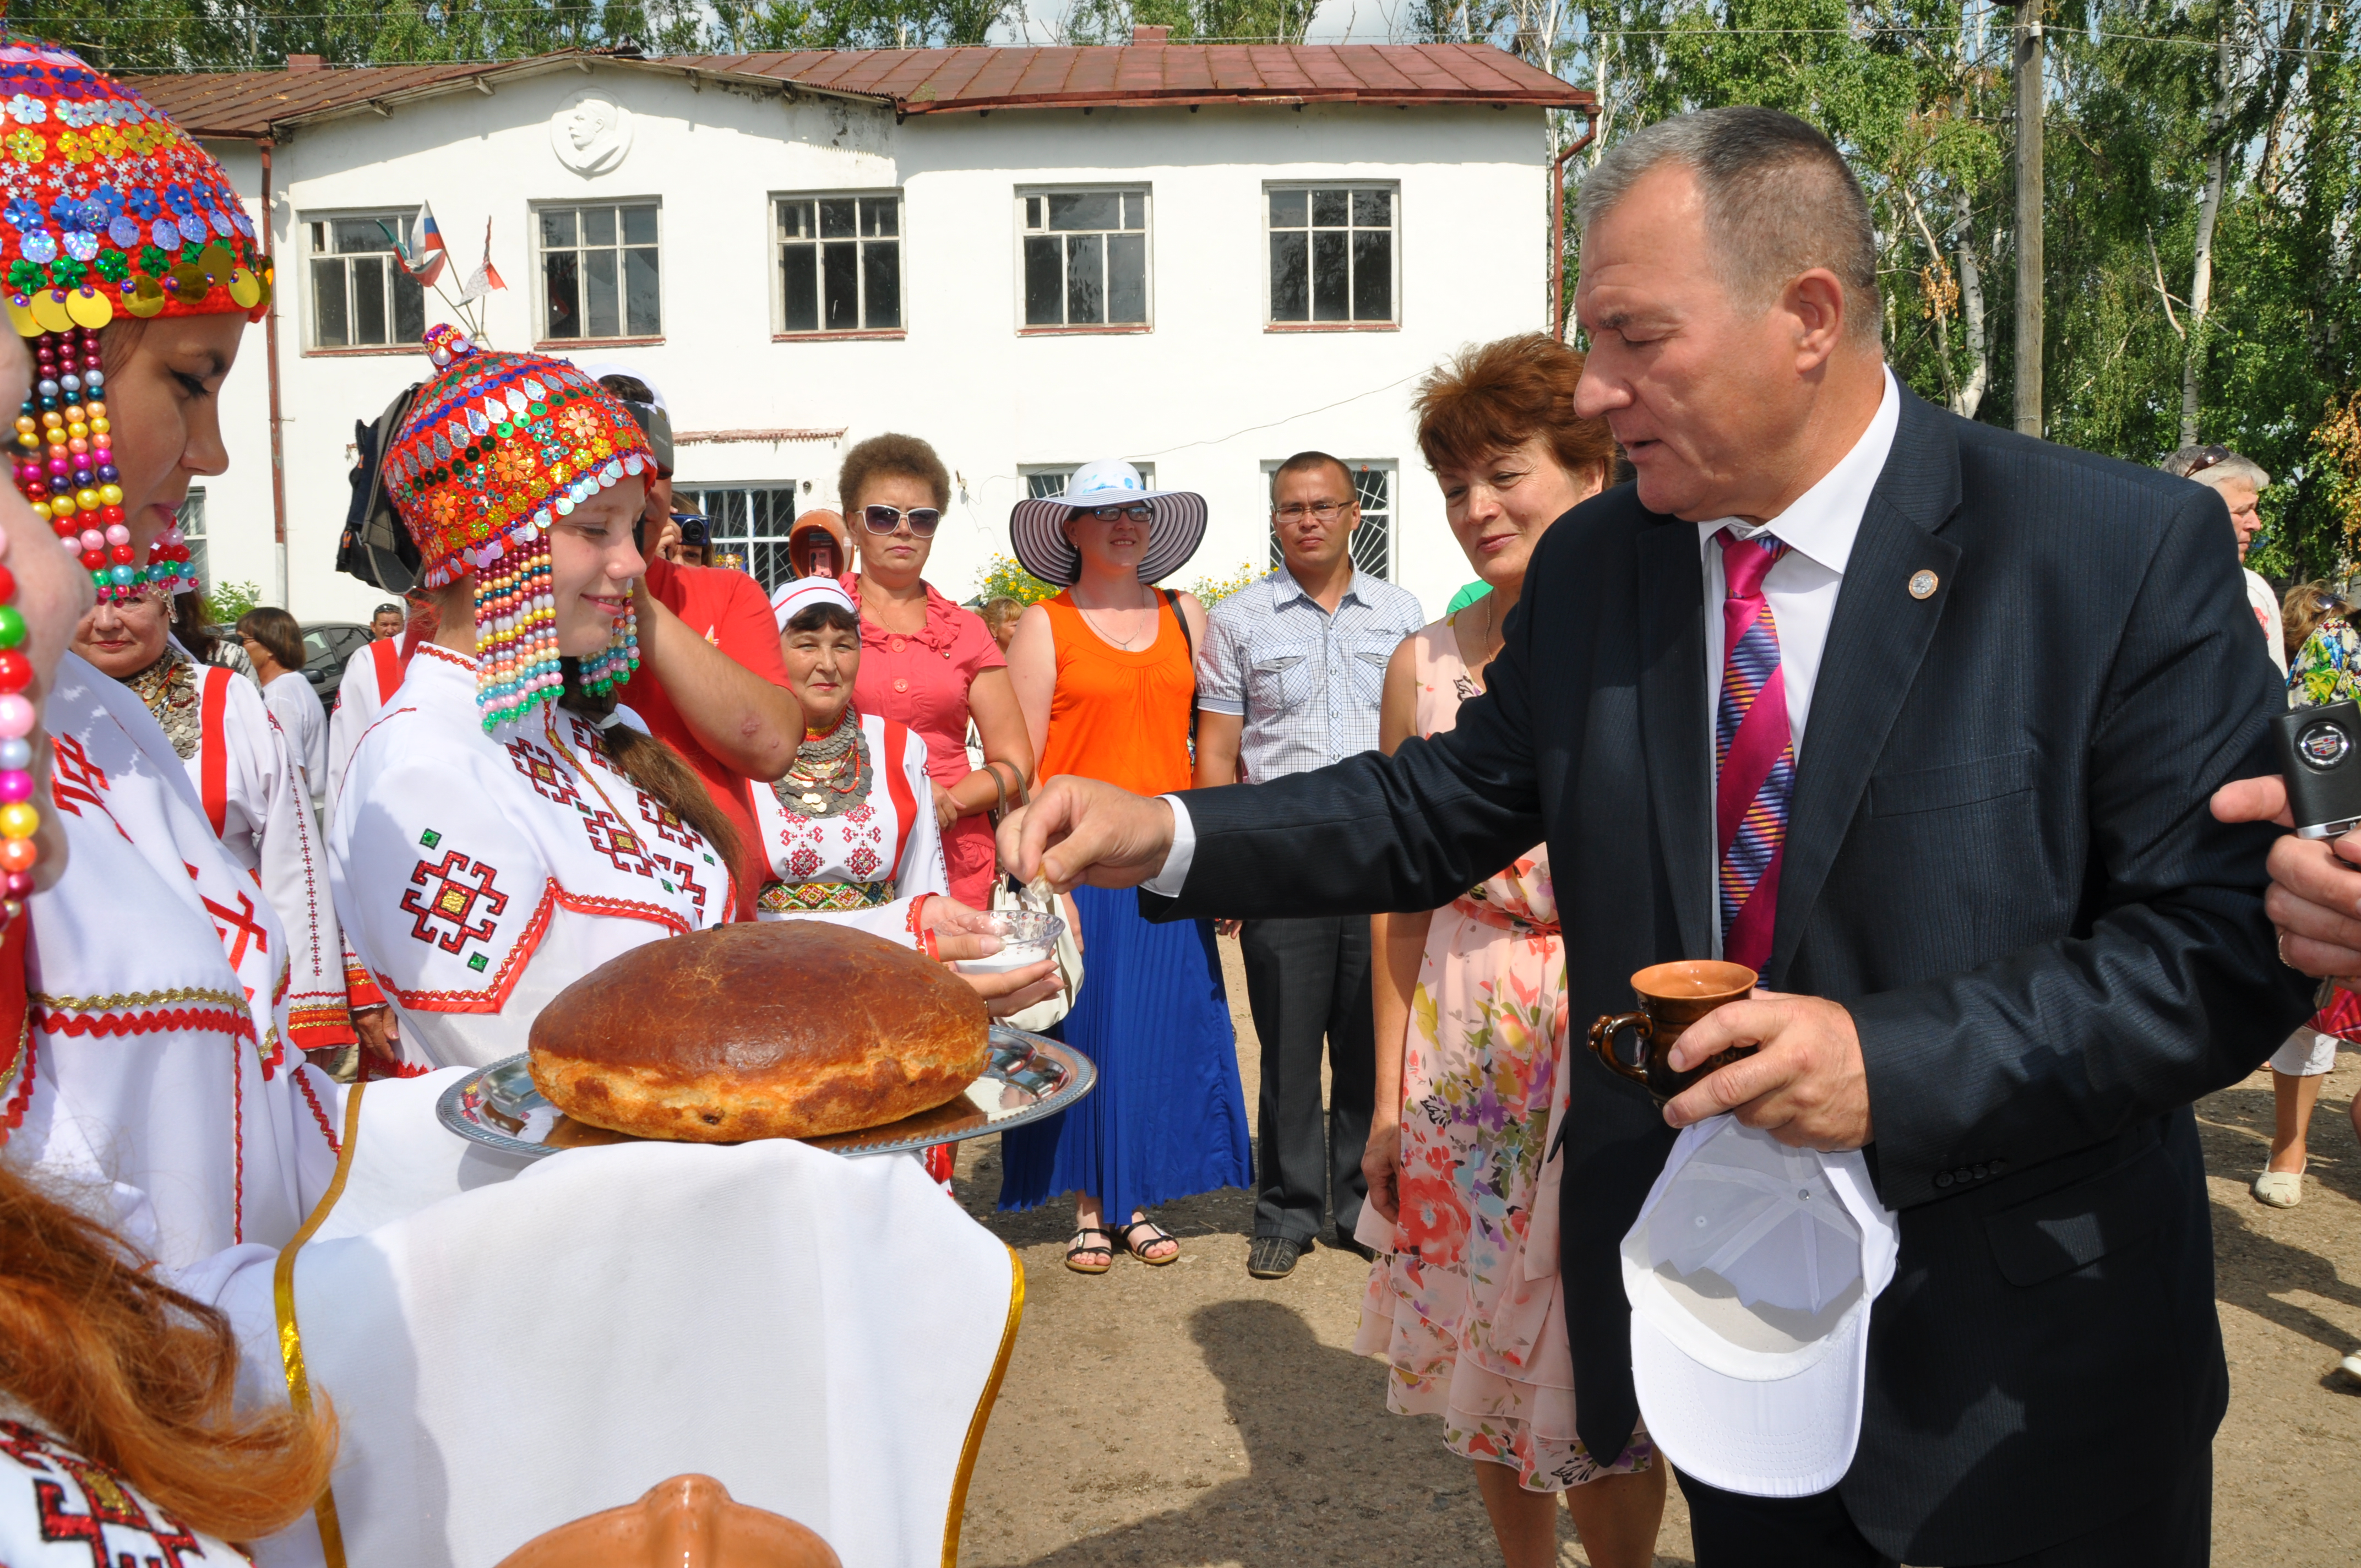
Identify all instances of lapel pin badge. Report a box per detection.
[1908,569,1940,600]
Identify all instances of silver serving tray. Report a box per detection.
[435,1025,1094,1161]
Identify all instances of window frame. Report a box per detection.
[674,482,802,594]
[1020,462,1157,502]
[771,189,909,342]
[1261,181,1401,333]
[532,198,665,349]
[1013,184,1155,335]
[300,210,429,356]
[177,488,209,592]
[1261,458,1396,581]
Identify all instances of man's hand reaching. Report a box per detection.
[994,776,1177,892]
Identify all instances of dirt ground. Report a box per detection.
[950,938,2361,1566]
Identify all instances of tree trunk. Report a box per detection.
[1957,214,1990,421]
[2180,24,2234,447]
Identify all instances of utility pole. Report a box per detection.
[2005,0,2044,437]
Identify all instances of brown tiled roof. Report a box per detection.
[126,44,1586,138]
[673,44,1590,115]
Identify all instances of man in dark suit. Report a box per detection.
[1003,107,2310,1566]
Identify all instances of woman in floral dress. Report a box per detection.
[2251,581,2361,1210]
[1356,337,1663,1568]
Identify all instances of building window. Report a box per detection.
[307,214,426,349]
[178,488,208,590]
[1267,186,1395,325]
[1022,463,1155,500]
[1021,190,1149,328]
[777,194,902,334]
[677,483,799,592]
[539,202,660,341]
[1265,460,1393,579]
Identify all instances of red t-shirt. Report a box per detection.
[618,556,791,919]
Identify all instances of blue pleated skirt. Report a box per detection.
[997,885,1253,1219]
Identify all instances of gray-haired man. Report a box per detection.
[1193,451,1425,1280]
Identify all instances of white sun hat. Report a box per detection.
[769,574,855,633]
[1008,459,1208,587]
[1621,1114,1900,1498]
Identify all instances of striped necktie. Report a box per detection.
[1715,527,1793,973]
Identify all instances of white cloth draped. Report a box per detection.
[262,667,330,809]
[747,712,947,945]
[12,653,344,1265]
[329,645,731,1070]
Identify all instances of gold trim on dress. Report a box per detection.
[941,1246,1025,1568]
[275,1081,363,1568]
[28,984,247,1011]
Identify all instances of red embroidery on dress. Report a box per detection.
[374,881,694,1014]
[400,849,510,954]
[844,802,875,826]
[639,790,698,849]
[1,1028,34,1141]
[199,889,271,971]
[47,732,108,817]
[2,1420,209,1568]
[581,810,656,876]
[31,1006,257,1043]
[655,853,709,918]
[846,845,881,879]
[505,737,584,809]
[294,1068,342,1154]
[787,846,821,879]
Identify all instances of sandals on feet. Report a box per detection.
[1114,1218,1180,1266]
[1065,1228,1113,1275]
[2253,1165,2306,1208]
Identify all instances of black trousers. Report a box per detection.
[1239,914,1376,1244]
[1677,1434,2211,1567]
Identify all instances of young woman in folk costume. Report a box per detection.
[327,328,746,1072]
[3,45,350,1268]
[67,586,352,1058]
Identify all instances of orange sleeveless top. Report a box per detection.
[1036,591,1196,797]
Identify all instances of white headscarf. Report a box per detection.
[770,575,857,633]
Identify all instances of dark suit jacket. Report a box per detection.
[1145,387,2313,1561]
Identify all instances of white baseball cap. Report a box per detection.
[769,575,855,633]
[1620,1114,1898,1498]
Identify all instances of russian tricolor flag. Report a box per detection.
[400,202,447,287]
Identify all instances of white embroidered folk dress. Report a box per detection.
[746,711,946,946]
[0,1407,253,1568]
[260,667,328,808]
[128,647,350,1053]
[328,644,732,1070]
[10,653,344,1268]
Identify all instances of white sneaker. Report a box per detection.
[2338,1351,2361,1386]
[2252,1167,2305,1207]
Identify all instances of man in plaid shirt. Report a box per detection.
[1195,451,1427,1279]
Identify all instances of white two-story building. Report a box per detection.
[132,39,1589,623]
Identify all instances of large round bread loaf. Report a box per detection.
[528,922,989,1142]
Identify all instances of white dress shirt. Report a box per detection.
[1148,369,1903,898]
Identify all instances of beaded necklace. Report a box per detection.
[0,516,43,921]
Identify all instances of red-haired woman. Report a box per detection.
[1357,336,1666,1567]
[0,1161,335,1561]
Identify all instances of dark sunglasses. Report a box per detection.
[2183,444,2234,478]
[1083,503,1155,522]
[862,504,942,537]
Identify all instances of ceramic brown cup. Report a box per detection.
[1587,960,1759,1102]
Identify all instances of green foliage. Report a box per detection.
[1185,561,1260,605]
[974,553,1062,606]
[204,579,263,628]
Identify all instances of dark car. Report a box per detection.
[300,621,374,712]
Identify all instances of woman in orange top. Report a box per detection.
[1002,461,1251,1275]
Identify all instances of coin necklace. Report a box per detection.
[777,715,872,819]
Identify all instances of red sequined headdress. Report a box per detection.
[0,43,270,601]
[388,325,655,731]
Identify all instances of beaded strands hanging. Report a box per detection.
[0,518,43,919]
[10,325,193,602]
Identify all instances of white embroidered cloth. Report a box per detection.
[748,711,946,944]
[13,653,343,1265]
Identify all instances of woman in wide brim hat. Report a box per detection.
[999,459,1250,1275]
[1007,458,1208,589]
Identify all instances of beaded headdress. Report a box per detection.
[0,45,271,602]
[387,325,654,731]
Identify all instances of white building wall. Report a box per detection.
[220,66,1553,625]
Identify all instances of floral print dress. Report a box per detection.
[1353,616,1652,1493]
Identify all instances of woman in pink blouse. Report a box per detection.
[836,434,1034,908]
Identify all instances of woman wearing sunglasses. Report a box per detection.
[836,434,1033,911]
[999,460,1253,1273]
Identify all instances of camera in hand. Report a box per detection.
[2272,699,2361,840]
